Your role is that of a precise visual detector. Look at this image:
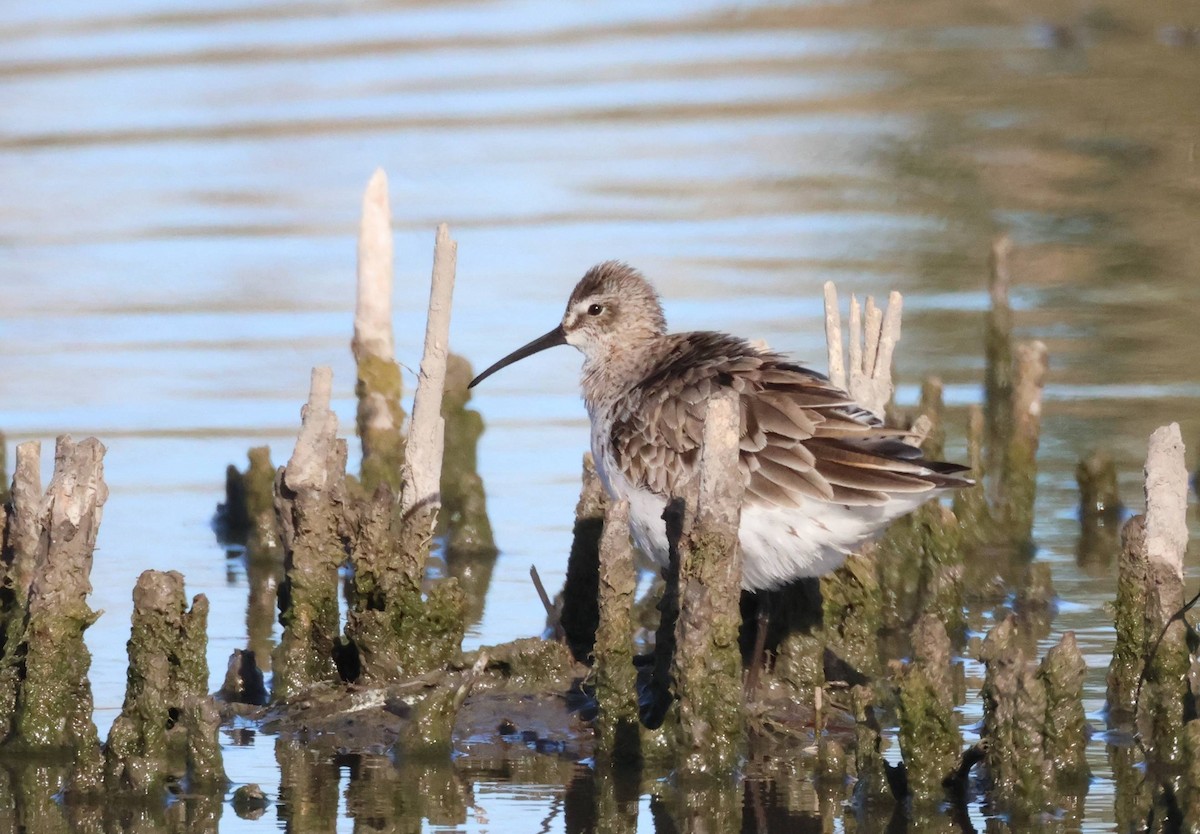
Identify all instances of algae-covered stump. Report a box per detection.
[105,570,226,793]
[592,498,640,763]
[980,614,1050,816]
[273,366,351,701]
[0,436,106,794]
[897,615,962,804]
[668,390,746,776]
[344,480,466,684]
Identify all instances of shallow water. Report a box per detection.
[2,0,1199,830]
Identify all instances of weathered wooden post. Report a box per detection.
[353,168,406,495]
[397,223,456,559]
[1138,425,1188,761]
[897,615,962,804]
[953,405,992,547]
[1106,423,1189,757]
[917,376,946,460]
[105,570,226,793]
[1038,631,1089,786]
[593,498,640,763]
[343,479,465,683]
[272,366,349,701]
[980,614,1050,815]
[0,437,106,793]
[1002,340,1048,545]
[669,389,745,775]
[343,224,466,684]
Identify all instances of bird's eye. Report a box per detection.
[587,303,604,316]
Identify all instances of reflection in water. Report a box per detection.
[440,353,500,630]
[276,739,339,834]
[0,756,223,834]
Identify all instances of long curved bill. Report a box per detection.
[469,324,567,388]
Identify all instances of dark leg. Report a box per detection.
[744,592,771,696]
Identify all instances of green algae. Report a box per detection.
[344,754,470,830]
[1038,631,1089,786]
[1182,721,1200,833]
[980,614,1052,817]
[345,489,466,684]
[897,666,960,802]
[850,684,892,805]
[594,764,640,834]
[593,499,641,763]
[876,502,965,640]
[1106,515,1147,717]
[1142,571,1190,767]
[672,526,746,776]
[273,441,351,701]
[820,549,884,679]
[660,772,742,834]
[897,615,961,804]
[355,352,406,496]
[104,571,226,794]
[774,629,825,700]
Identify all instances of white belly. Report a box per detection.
[592,443,930,591]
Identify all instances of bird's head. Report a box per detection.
[469,261,667,388]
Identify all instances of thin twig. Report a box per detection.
[530,565,565,642]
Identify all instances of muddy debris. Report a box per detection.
[261,638,587,759]
[231,783,270,819]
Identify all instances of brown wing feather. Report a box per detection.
[608,332,970,505]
